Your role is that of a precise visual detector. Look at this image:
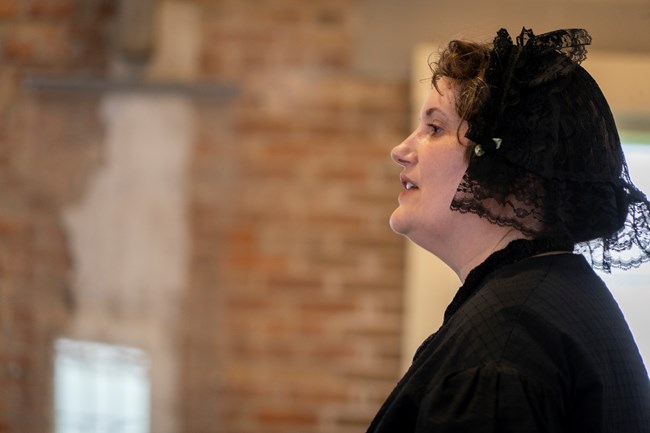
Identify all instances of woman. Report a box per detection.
[368,28,650,432]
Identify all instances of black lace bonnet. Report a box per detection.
[449,27,650,271]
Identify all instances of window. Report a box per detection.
[54,338,151,433]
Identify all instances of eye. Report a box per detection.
[427,124,442,135]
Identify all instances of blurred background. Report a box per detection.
[0,1,649,433]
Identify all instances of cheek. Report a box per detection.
[448,160,468,191]
[425,154,467,201]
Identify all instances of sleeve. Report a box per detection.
[415,364,565,433]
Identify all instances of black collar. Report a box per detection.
[413,237,573,363]
[444,237,574,324]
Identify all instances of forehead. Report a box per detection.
[420,78,458,120]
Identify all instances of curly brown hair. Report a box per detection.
[430,40,492,160]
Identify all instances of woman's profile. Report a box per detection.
[367,27,650,432]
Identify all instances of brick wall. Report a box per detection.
[183,1,408,431]
[0,1,112,432]
[0,1,409,432]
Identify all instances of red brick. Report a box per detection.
[2,23,70,65]
[0,0,19,18]
[234,113,294,133]
[0,215,29,236]
[287,387,350,404]
[267,275,322,292]
[2,39,34,61]
[315,160,369,181]
[226,295,272,310]
[256,409,318,426]
[226,251,288,273]
[28,0,74,18]
[300,299,358,314]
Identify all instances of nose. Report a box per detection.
[391,133,416,167]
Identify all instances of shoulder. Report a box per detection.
[392,254,650,433]
[453,253,650,412]
[472,252,629,343]
[460,252,616,334]
[441,253,624,380]
[415,361,565,432]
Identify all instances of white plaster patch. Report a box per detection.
[64,94,192,312]
[63,93,193,433]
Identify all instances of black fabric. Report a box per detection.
[366,247,650,432]
[448,27,650,271]
[412,237,573,362]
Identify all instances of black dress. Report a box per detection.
[366,240,650,433]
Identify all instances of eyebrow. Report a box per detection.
[422,107,449,121]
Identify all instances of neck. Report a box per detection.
[408,213,530,283]
[456,228,527,283]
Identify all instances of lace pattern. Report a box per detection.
[455,28,650,271]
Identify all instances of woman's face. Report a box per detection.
[389,78,470,252]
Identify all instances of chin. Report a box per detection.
[389,210,409,236]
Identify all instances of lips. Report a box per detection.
[401,174,419,191]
